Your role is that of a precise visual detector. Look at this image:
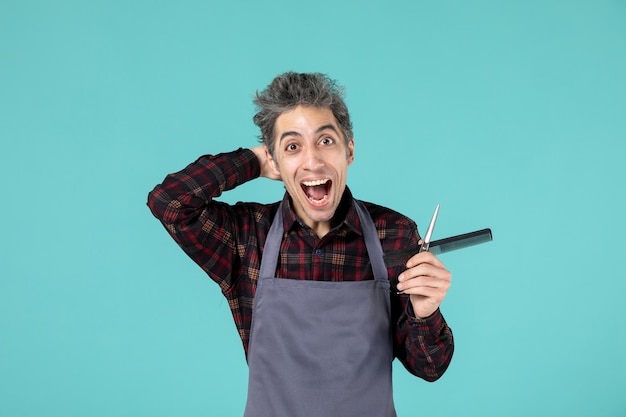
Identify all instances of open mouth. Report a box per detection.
[301,179,332,204]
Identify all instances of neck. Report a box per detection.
[310,222,331,238]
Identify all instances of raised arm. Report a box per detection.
[147,148,263,288]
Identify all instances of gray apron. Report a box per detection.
[243,200,397,417]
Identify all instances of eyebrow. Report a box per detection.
[278,124,340,143]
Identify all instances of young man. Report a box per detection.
[147,72,454,417]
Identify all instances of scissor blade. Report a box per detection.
[420,204,439,252]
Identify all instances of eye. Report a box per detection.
[319,137,334,146]
[285,143,299,152]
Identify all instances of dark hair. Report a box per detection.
[253,72,353,157]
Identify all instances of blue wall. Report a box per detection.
[1,1,625,415]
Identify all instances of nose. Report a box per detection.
[302,145,324,170]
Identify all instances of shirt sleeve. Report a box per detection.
[387,215,454,381]
[395,304,454,382]
[146,148,261,290]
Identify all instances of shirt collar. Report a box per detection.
[280,187,363,236]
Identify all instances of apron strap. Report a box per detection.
[354,199,388,282]
[259,200,388,282]
[259,204,285,280]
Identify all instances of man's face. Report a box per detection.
[267,105,354,237]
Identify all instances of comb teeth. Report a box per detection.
[382,229,493,267]
[429,229,492,255]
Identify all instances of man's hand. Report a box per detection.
[251,145,282,181]
[396,249,452,319]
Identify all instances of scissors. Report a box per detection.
[419,204,440,253]
[396,204,439,294]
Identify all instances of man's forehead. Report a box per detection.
[274,106,339,137]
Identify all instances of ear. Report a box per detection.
[347,139,355,166]
[265,146,281,176]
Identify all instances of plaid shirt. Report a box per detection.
[147,148,453,381]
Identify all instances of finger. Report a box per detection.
[397,275,451,292]
[402,286,448,299]
[406,250,446,269]
[398,263,452,283]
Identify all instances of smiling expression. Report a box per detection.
[267,105,354,237]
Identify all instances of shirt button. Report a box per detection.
[315,249,323,256]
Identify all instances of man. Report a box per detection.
[147,72,454,417]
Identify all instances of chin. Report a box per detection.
[309,207,338,223]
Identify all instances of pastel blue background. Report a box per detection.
[1,1,625,416]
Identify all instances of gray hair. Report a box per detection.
[253,72,353,157]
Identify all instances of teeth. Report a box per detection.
[302,179,329,187]
[308,195,328,203]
